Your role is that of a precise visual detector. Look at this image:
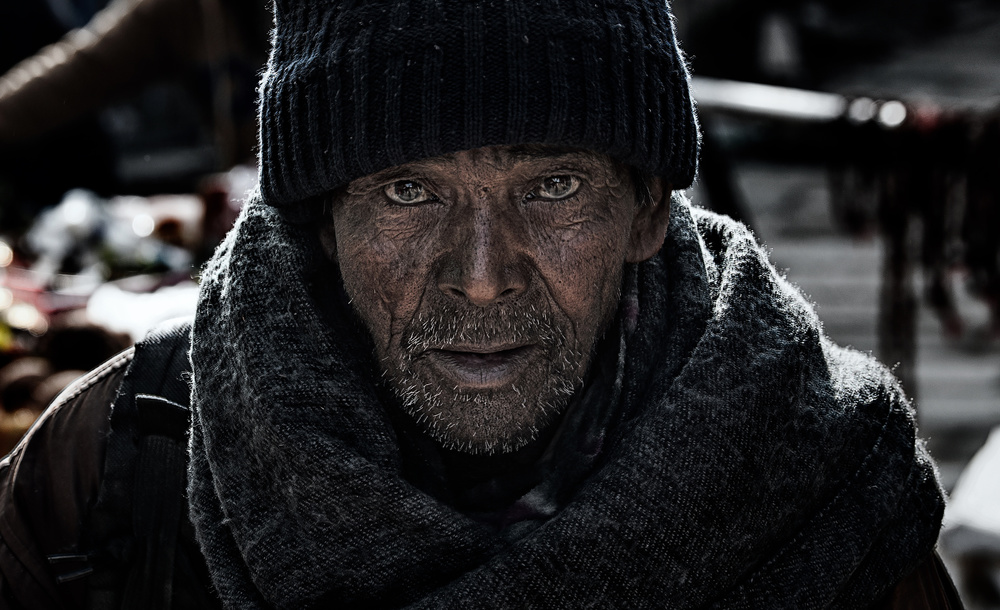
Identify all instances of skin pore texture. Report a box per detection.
[320,145,671,454]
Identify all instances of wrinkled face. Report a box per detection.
[320,145,669,454]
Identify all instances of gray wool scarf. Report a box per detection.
[187,194,944,609]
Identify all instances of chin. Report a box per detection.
[394,382,576,455]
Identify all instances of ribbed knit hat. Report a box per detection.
[257,0,700,207]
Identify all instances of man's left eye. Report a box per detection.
[384,180,435,205]
[527,175,580,201]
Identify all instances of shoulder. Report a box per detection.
[0,348,132,609]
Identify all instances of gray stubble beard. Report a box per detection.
[382,305,587,455]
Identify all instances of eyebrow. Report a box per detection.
[347,167,418,194]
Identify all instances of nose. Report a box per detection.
[437,206,528,307]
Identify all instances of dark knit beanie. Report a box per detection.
[257,0,700,207]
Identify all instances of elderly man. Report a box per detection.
[0,0,961,608]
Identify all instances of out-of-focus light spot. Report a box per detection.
[0,241,12,267]
[912,104,942,132]
[848,97,877,124]
[132,214,155,238]
[878,101,907,128]
[0,288,12,310]
[28,317,49,336]
[7,408,39,428]
[63,195,90,226]
[6,303,45,334]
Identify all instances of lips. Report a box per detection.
[422,344,540,389]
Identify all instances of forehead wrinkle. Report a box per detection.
[481,146,614,174]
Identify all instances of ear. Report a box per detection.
[626,177,671,263]
[318,220,338,263]
[317,193,345,263]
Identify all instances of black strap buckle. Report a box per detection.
[47,553,94,584]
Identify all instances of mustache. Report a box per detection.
[401,300,566,354]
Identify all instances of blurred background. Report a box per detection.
[0,0,266,447]
[0,0,999,605]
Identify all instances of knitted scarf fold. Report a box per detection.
[188,194,944,609]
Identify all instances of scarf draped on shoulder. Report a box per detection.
[187,194,943,609]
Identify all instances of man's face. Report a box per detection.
[321,145,669,454]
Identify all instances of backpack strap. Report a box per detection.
[121,394,190,609]
[78,318,202,610]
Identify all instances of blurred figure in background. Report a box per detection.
[0,0,269,229]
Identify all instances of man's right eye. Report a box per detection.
[384,181,435,205]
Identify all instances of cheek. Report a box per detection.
[333,208,439,346]
[526,207,633,334]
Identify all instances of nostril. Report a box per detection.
[436,244,529,306]
[440,280,521,307]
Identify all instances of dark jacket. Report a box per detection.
[0,335,217,609]
[0,336,966,609]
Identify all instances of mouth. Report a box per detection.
[422,344,540,389]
